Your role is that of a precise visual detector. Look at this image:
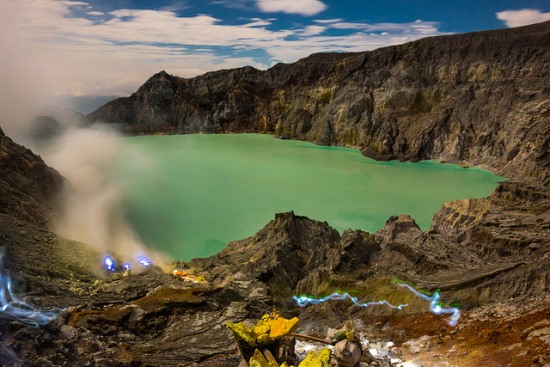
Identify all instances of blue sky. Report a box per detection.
[1,0,549,102]
[89,0,550,33]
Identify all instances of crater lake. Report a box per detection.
[118,134,504,261]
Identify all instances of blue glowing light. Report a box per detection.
[0,247,57,328]
[122,263,131,271]
[397,283,460,327]
[137,256,152,267]
[293,292,408,310]
[103,256,116,272]
[293,283,461,327]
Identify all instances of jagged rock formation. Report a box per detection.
[89,21,550,183]
[2,119,547,366]
[192,188,549,310]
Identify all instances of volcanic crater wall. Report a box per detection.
[0,129,62,227]
[89,21,550,183]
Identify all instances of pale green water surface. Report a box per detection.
[118,134,503,261]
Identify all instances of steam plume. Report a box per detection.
[42,124,168,273]
[1,1,167,274]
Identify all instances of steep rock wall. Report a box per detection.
[0,127,62,227]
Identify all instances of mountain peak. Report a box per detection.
[153,70,169,77]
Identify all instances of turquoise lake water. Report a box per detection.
[118,134,503,261]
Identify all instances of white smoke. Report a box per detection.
[40,125,169,273]
[1,0,168,273]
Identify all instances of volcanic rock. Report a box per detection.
[0,128,261,366]
[0,126,548,366]
[192,181,549,310]
[0,130,62,227]
[333,339,361,367]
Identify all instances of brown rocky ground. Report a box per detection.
[294,294,549,367]
[388,297,550,367]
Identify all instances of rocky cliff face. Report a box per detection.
[89,21,550,183]
[0,129,62,227]
[0,129,262,366]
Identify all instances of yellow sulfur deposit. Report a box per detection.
[226,321,257,345]
[268,315,299,339]
[228,311,329,367]
[298,349,331,367]
[248,348,331,367]
[249,349,278,367]
[226,311,299,347]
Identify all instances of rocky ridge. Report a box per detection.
[192,185,549,310]
[89,21,550,183]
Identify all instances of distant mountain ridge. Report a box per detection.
[89,21,550,183]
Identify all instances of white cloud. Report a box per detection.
[243,17,275,27]
[496,9,550,28]
[314,18,343,24]
[298,25,326,36]
[210,0,255,11]
[256,0,327,16]
[324,19,440,34]
[0,0,445,101]
[160,1,189,12]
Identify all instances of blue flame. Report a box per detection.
[0,248,57,328]
[103,255,152,272]
[103,255,116,272]
[397,283,460,327]
[293,292,408,310]
[293,283,461,327]
[137,256,152,267]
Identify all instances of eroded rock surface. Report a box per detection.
[191,181,549,309]
[0,131,62,227]
[0,137,548,367]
